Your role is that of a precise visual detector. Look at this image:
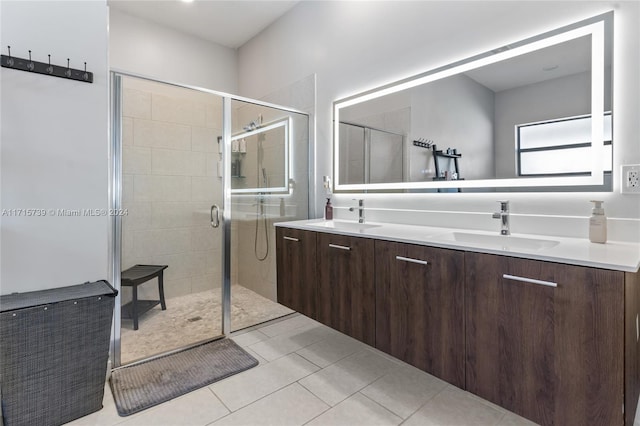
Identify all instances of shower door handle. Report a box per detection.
[210,204,220,228]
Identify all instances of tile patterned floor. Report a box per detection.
[68,313,570,426]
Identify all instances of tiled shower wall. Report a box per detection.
[121,78,225,304]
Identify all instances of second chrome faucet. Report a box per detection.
[492,200,510,235]
[349,199,365,224]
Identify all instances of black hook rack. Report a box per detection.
[413,138,434,149]
[1,46,93,83]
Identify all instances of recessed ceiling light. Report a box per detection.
[181,0,194,3]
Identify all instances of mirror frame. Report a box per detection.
[230,116,291,194]
[333,12,612,192]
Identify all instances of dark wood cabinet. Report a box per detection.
[275,225,640,426]
[375,241,465,387]
[317,233,375,345]
[465,252,625,426]
[275,228,318,319]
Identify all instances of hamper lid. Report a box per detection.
[0,280,117,313]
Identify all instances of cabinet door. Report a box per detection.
[376,241,464,387]
[466,252,624,426]
[317,233,375,345]
[276,228,317,319]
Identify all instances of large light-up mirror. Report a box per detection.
[334,12,612,192]
[230,117,291,194]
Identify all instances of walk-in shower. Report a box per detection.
[110,73,310,366]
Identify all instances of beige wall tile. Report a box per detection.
[161,277,192,299]
[123,89,151,119]
[152,94,206,127]
[205,103,223,129]
[151,202,193,229]
[122,202,152,231]
[151,253,193,282]
[192,274,219,293]
[189,152,207,177]
[191,226,218,251]
[190,249,218,278]
[205,153,220,177]
[152,148,192,176]
[123,146,151,174]
[192,126,219,152]
[134,175,191,202]
[134,118,191,150]
[122,174,134,204]
[191,176,218,202]
[122,117,134,146]
[133,228,191,257]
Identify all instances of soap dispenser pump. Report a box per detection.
[589,200,607,244]
[325,198,333,220]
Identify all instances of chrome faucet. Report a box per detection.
[492,200,510,235]
[349,199,365,224]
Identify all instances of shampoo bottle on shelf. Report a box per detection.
[325,198,333,220]
[589,200,607,244]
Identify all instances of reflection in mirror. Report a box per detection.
[230,117,290,194]
[334,12,612,192]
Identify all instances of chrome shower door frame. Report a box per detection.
[108,70,309,368]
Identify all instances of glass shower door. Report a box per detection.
[228,99,310,332]
[113,74,227,365]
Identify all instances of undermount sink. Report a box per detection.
[433,231,559,252]
[308,220,381,232]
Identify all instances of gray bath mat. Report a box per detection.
[109,338,258,416]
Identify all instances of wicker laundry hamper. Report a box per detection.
[0,280,117,426]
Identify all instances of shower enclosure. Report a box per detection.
[110,72,310,366]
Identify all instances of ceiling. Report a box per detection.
[108,0,299,49]
[465,36,591,93]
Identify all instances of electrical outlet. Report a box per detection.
[621,164,640,194]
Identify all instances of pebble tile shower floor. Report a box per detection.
[120,285,293,364]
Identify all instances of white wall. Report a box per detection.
[410,74,494,181]
[0,1,109,294]
[238,1,640,242]
[109,9,238,93]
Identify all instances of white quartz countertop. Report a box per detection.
[276,219,640,273]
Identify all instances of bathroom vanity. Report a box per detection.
[275,219,640,426]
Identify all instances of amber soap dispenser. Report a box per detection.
[325,198,333,220]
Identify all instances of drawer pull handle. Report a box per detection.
[329,243,351,251]
[283,236,299,242]
[395,255,428,265]
[503,274,557,288]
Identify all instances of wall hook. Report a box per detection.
[5,46,14,67]
[27,50,34,71]
[1,49,93,83]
